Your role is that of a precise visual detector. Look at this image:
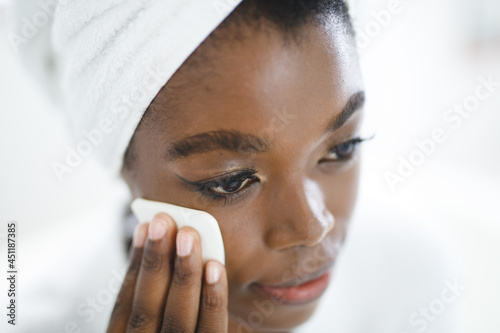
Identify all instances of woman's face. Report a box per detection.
[123,21,364,332]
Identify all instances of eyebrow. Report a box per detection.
[166,130,269,161]
[325,91,365,133]
[165,90,365,161]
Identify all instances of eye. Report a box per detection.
[177,168,260,206]
[210,177,253,195]
[321,137,367,163]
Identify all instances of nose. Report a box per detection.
[265,178,335,250]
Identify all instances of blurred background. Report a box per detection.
[0,0,499,332]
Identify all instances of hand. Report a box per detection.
[107,213,228,332]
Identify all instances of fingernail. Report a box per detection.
[206,262,221,284]
[176,232,194,257]
[133,223,148,248]
[149,216,168,240]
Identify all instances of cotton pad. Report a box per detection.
[131,198,225,265]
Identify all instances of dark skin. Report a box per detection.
[110,19,364,333]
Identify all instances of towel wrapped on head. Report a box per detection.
[15,0,243,177]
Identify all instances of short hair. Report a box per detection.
[225,0,353,40]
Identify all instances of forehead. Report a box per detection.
[153,22,362,143]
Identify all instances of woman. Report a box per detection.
[17,0,366,332]
[111,1,366,332]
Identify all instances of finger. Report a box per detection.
[161,227,203,332]
[106,222,148,333]
[127,214,177,332]
[196,261,228,333]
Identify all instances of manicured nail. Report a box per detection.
[206,262,221,284]
[176,232,194,257]
[149,216,168,240]
[133,223,148,248]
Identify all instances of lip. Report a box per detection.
[252,264,334,305]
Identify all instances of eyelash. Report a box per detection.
[185,136,372,205]
[320,136,371,163]
[185,169,260,206]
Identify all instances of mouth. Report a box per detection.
[251,261,335,305]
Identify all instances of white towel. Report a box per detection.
[14,0,243,177]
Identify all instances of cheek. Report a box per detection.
[211,207,269,320]
[214,205,265,285]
